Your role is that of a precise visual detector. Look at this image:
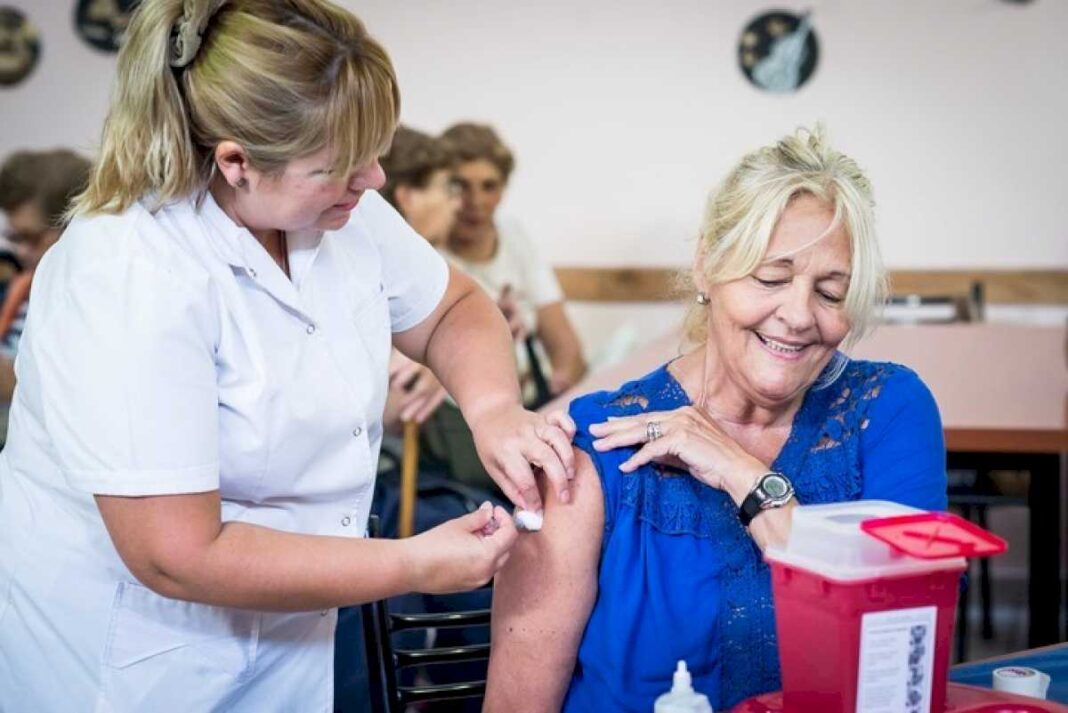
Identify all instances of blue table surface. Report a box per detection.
[950,644,1068,704]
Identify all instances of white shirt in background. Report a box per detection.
[446,219,563,336]
[446,220,563,396]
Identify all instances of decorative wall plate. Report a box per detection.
[75,0,140,53]
[738,10,819,93]
[0,7,40,87]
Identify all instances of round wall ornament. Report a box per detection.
[738,10,819,94]
[75,0,141,53]
[0,7,41,87]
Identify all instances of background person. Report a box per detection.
[442,121,586,400]
[0,1,574,710]
[0,148,91,442]
[378,125,459,430]
[484,126,948,712]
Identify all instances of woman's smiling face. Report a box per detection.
[703,193,853,408]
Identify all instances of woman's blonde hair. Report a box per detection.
[72,0,399,216]
[683,125,885,348]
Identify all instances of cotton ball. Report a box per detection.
[514,508,544,532]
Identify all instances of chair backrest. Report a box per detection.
[361,515,492,713]
[883,281,985,324]
[524,334,553,410]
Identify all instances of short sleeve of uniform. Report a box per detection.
[23,238,221,496]
[860,366,948,511]
[356,191,449,332]
[505,221,563,307]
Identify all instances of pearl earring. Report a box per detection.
[695,292,710,305]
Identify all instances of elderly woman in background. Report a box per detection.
[484,126,948,712]
[380,125,459,249]
[378,126,460,428]
[442,122,586,399]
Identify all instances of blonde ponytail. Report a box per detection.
[73,0,399,216]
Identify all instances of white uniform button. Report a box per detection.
[341,516,352,527]
[248,268,257,278]
[320,610,329,617]
[306,323,316,335]
[352,426,362,437]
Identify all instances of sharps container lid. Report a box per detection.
[861,512,1007,560]
[765,501,969,581]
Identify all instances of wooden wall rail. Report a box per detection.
[555,267,1068,304]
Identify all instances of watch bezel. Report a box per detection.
[759,473,792,506]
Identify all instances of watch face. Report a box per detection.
[762,474,790,499]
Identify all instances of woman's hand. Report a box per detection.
[388,351,448,423]
[403,502,519,594]
[468,404,577,511]
[588,406,767,502]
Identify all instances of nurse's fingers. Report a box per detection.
[497,451,541,512]
[537,417,575,479]
[482,506,518,554]
[545,410,577,439]
[524,438,570,505]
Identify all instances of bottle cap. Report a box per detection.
[672,660,694,693]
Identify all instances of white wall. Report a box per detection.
[3,0,1067,273]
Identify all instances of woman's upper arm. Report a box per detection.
[390,265,478,362]
[95,490,223,598]
[485,449,604,713]
[860,368,948,511]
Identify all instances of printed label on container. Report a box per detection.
[855,605,936,713]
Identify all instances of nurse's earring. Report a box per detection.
[695,292,710,306]
[234,177,247,189]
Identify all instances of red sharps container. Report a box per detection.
[762,500,1006,713]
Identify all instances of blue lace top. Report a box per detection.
[561,356,948,712]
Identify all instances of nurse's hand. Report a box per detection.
[469,405,577,511]
[405,502,518,594]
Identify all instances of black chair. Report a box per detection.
[361,515,492,713]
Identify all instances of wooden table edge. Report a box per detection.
[946,428,1068,454]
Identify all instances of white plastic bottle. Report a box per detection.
[653,660,713,713]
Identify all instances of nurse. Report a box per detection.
[0,0,574,711]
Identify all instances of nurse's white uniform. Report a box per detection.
[0,190,448,712]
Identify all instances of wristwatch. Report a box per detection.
[738,472,795,527]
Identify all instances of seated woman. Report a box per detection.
[441,121,586,400]
[484,126,947,712]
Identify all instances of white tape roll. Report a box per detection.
[992,666,1051,700]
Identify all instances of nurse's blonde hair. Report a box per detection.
[72,0,399,216]
[682,125,886,349]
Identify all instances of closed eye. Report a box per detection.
[753,276,788,287]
